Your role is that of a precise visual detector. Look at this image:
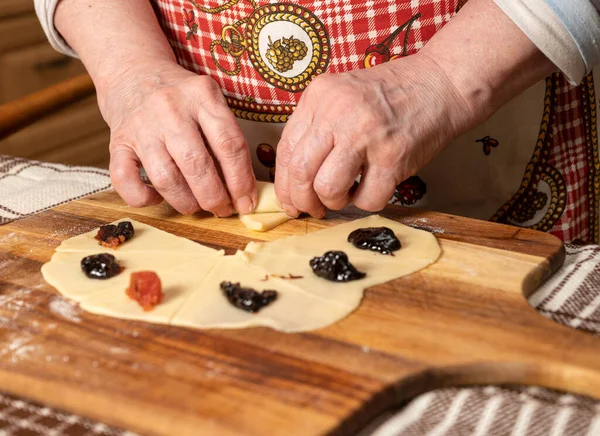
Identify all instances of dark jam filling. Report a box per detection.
[81,253,122,279]
[309,251,366,282]
[347,227,401,255]
[220,281,278,313]
[95,221,135,247]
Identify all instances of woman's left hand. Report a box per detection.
[274,52,477,218]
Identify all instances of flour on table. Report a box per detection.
[403,217,445,234]
[0,333,39,364]
[109,347,129,355]
[48,296,82,323]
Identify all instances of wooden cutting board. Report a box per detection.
[1,190,599,436]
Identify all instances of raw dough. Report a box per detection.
[172,253,357,332]
[55,218,221,255]
[252,181,284,214]
[42,218,224,323]
[237,182,292,232]
[42,215,441,332]
[239,212,292,232]
[244,215,441,288]
[80,258,220,324]
[42,251,219,303]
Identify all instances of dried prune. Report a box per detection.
[310,251,366,282]
[347,227,401,255]
[81,253,122,279]
[95,221,135,248]
[220,282,278,313]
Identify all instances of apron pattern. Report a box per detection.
[153,0,456,122]
[491,73,599,244]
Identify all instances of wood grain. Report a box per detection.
[2,190,599,436]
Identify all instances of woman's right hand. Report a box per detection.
[98,59,257,217]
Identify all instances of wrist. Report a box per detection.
[417,0,555,129]
[379,52,479,144]
[95,57,184,118]
[416,49,494,130]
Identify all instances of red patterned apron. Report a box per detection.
[151,0,600,244]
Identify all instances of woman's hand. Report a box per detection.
[275,0,555,218]
[274,53,474,218]
[54,0,259,216]
[101,60,256,216]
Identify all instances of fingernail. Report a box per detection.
[236,195,255,215]
[312,208,326,219]
[283,205,299,218]
[213,204,235,218]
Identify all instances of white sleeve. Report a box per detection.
[494,0,587,86]
[34,0,78,58]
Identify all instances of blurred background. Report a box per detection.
[0,1,109,168]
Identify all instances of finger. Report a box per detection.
[287,129,333,218]
[109,145,163,208]
[275,111,313,217]
[165,124,235,217]
[352,165,397,212]
[195,86,256,215]
[313,145,364,210]
[138,142,201,215]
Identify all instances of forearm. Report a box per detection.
[54,0,177,95]
[417,0,555,129]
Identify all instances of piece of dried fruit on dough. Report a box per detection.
[220,281,278,313]
[95,221,135,249]
[310,251,366,282]
[81,253,122,279]
[126,271,163,311]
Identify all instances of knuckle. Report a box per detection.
[148,88,179,113]
[196,74,219,90]
[109,135,126,151]
[274,183,290,201]
[288,159,309,183]
[163,112,192,134]
[314,178,344,200]
[377,147,400,169]
[109,165,128,187]
[196,77,225,106]
[202,92,224,110]
[180,148,211,177]
[150,167,176,190]
[309,73,334,91]
[215,132,247,157]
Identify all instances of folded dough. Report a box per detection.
[239,212,292,232]
[252,181,285,214]
[238,182,292,232]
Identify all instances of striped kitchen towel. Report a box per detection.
[0,155,111,225]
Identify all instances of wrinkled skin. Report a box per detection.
[274,53,477,218]
[102,60,257,217]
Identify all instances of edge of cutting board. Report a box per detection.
[4,191,599,436]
